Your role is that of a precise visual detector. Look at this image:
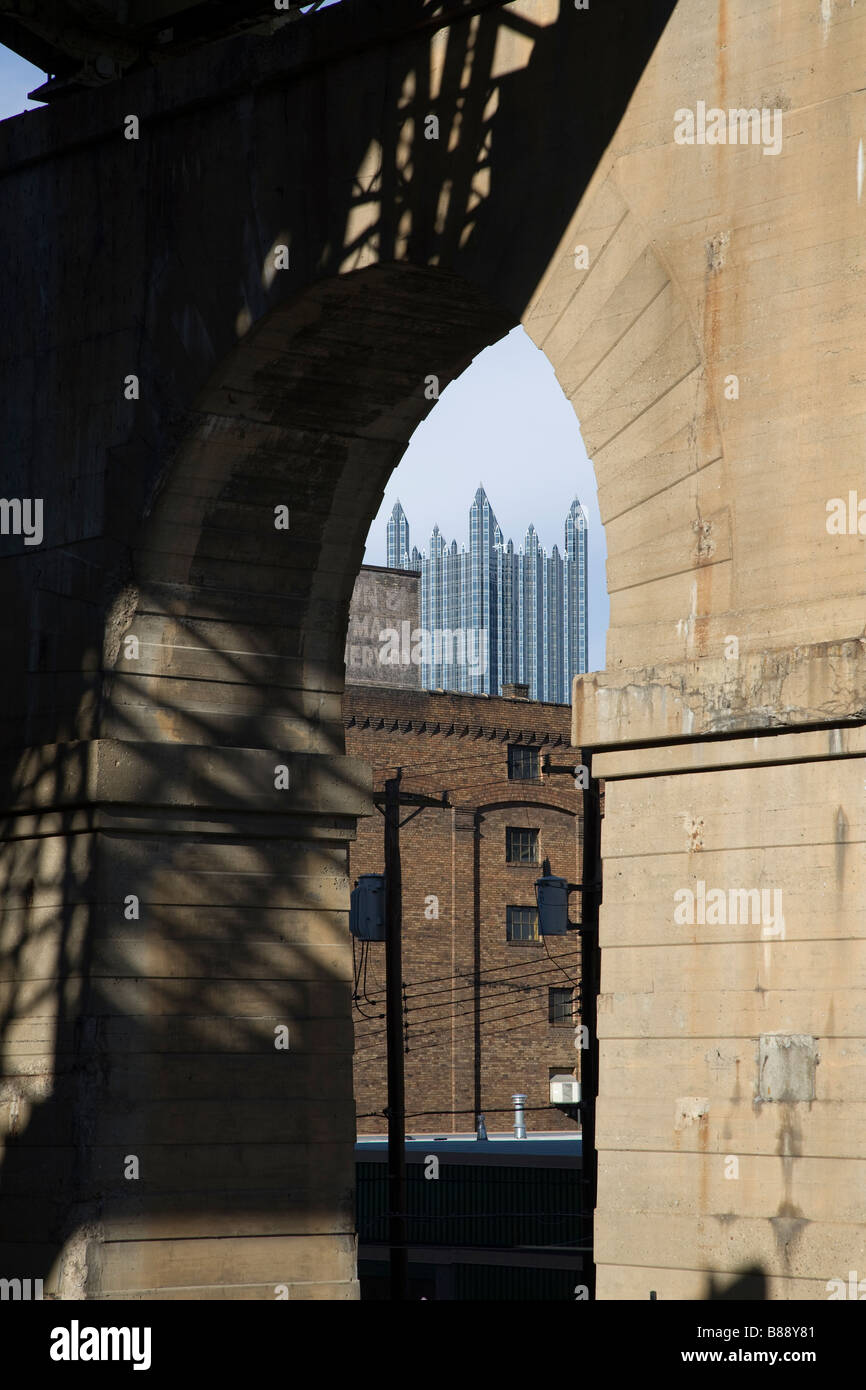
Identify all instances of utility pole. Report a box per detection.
[383,769,407,1302]
[377,769,449,1301]
[541,750,603,1295]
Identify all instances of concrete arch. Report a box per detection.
[85,179,726,1299]
[2,0,866,1300]
[105,266,514,754]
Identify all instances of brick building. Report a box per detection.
[344,682,583,1135]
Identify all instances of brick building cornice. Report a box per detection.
[343,683,579,751]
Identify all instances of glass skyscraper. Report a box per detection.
[385,489,589,704]
[386,500,411,570]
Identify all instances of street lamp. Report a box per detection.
[534,858,600,936]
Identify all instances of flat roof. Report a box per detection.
[358,563,420,578]
[356,1133,582,1160]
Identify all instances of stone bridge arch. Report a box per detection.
[1,0,865,1300]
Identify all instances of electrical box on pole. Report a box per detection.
[349,873,386,941]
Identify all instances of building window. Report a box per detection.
[506,906,539,942]
[508,745,539,781]
[506,827,539,864]
[548,987,573,1024]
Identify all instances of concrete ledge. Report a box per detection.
[0,741,373,818]
[593,721,866,780]
[575,639,866,747]
[92,1280,359,1300]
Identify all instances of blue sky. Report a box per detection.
[367,328,608,672]
[0,42,43,115]
[0,31,609,672]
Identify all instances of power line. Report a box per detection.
[352,938,386,1021]
[402,1002,553,1049]
[361,742,575,775]
[354,945,581,1000]
[357,999,584,1061]
[353,950,583,1017]
[398,978,571,1024]
[347,1237,590,1254]
[351,939,376,1019]
[354,969,578,1021]
[353,743,581,804]
[486,1010,582,1042]
[394,978,575,1033]
[363,770,580,803]
[355,997,566,1057]
[358,731,578,764]
[543,934,581,987]
[402,949,581,1002]
[357,969,584,1036]
[354,972,578,1039]
[358,978,583,1045]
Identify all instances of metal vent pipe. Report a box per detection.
[512,1093,527,1139]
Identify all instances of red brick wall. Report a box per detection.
[344,684,583,1135]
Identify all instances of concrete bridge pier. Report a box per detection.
[0,736,369,1298]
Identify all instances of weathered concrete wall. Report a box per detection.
[544,2,866,719]
[0,740,368,1298]
[591,730,866,1298]
[556,0,866,1298]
